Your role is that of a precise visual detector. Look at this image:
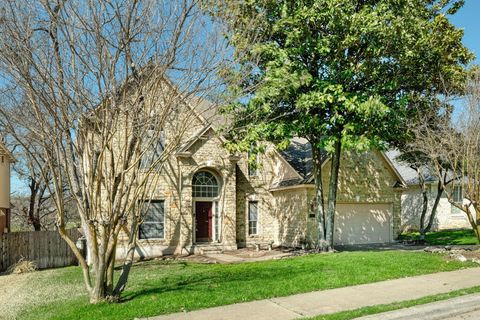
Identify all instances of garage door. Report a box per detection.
[334,203,392,245]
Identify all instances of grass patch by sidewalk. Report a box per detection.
[311,286,480,320]
[16,251,477,320]
[399,229,479,245]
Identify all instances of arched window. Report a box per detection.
[192,171,219,198]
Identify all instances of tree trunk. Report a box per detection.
[465,204,480,242]
[27,177,42,231]
[325,140,342,251]
[418,185,429,241]
[57,222,93,296]
[413,167,429,242]
[424,182,444,233]
[312,145,327,251]
[91,268,106,304]
[91,227,108,304]
[105,252,116,297]
[113,219,139,297]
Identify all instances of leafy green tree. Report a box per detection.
[206,0,473,251]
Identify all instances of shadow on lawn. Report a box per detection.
[118,258,332,303]
[336,230,479,252]
[118,263,266,302]
[119,276,210,303]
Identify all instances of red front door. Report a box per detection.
[195,202,212,242]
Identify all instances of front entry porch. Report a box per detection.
[187,169,237,254]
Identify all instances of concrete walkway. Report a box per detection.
[141,268,480,320]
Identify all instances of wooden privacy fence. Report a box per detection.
[0,229,82,272]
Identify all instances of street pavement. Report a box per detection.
[355,293,480,320]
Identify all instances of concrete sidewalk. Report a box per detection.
[141,268,480,320]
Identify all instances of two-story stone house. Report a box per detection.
[114,80,406,259]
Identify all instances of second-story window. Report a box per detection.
[141,126,165,169]
[248,151,259,177]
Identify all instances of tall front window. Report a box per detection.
[139,200,165,239]
[248,201,258,235]
[453,186,463,203]
[192,171,219,198]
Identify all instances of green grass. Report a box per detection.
[310,286,480,320]
[18,251,476,320]
[399,229,479,245]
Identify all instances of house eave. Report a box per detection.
[0,145,16,163]
[270,183,315,192]
[176,151,193,158]
[379,151,407,188]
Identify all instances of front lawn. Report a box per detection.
[15,251,476,320]
[399,229,479,245]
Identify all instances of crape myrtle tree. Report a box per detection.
[425,70,480,241]
[0,0,226,303]
[397,103,457,241]
[204,0,473,251]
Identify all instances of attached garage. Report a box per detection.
[334,203,392,245]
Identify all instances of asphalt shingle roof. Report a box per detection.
[384,149,437,185]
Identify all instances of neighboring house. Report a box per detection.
[386,150,471,232]
[114,80,407,259]
[0,139,14,234]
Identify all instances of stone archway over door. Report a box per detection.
[192,170,221,243]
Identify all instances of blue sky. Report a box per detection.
[450,0,480,64]
[10,2,480,195]
[448,1,479,120]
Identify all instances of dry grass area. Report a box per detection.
[7,258,37,275]
[0,272,33,319]
[0,268,84,320]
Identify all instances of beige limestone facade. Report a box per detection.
[385,150,474,232]
[114,94,405,259]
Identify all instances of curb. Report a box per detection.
[355,293,480,320]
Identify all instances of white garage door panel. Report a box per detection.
[335,203,392,245]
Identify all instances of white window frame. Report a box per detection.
[248,200,259,236]
[452,185,463,204]
[139,200,165,240]
[192,171,220,198]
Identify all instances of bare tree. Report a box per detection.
[413,72,480,241]
[1,134,61,231]
[0,0,226,303]
[398,105,456,241]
